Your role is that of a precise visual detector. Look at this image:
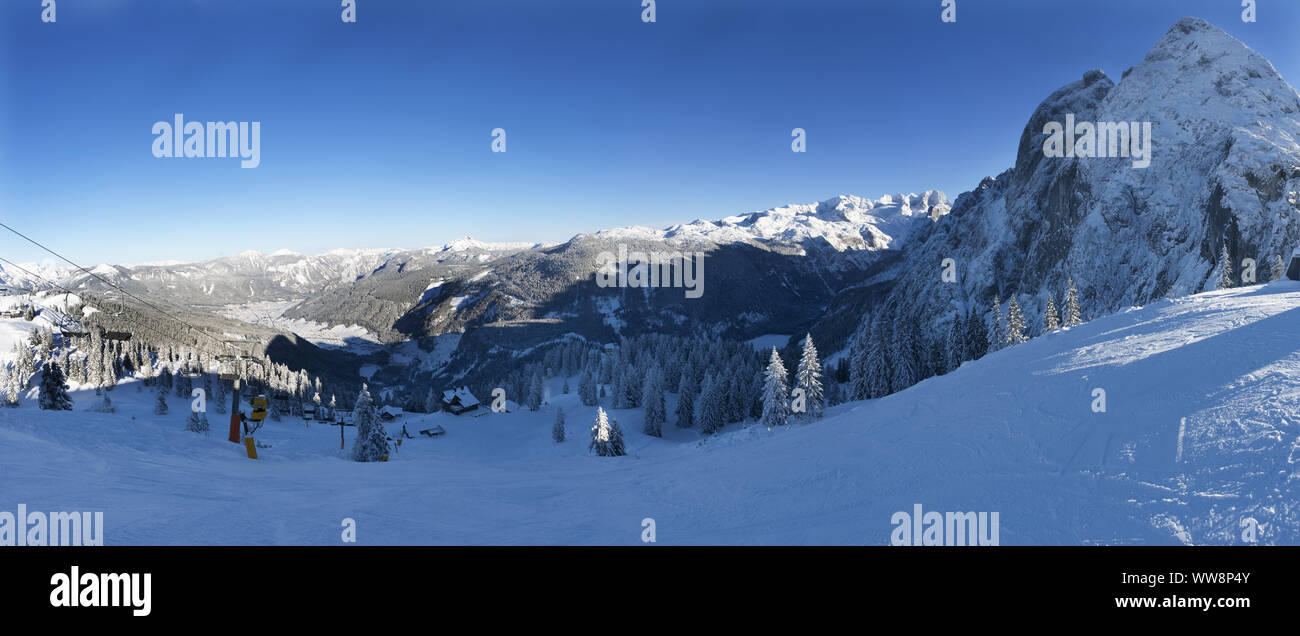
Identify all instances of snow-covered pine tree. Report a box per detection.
[945,314,965,372]
[1005,296,1026,345]
[562,376,570,394]
[719,372,741,423]
[607,414,627,455]
[717,371,737,423]
[553,406,566,443]
[1271,254,1286,281]
[598,355,613,384]
[86,331,104,388]
[965,309,988,361]
[748,369,765,420]
[610,366,627,409]
[891,318,917,393]
[694,373,725,435]
[588,407,626,457]
[38,362,73,410]
[175,370,192,398]
[1217,244,1234,289]
[138,351,153,385]
[866,316,891,398]
[154,386,168,415]
[988,295,1004,352]
[1063,278,1082,327]
[350,384,389,462]
[57,345,71,382]
[578,369,597,406]
[795,334,824,419]
[67,353,82,385]
[2,366,19,407]
[926,335,945,377]
[908,319,930,382]
[674,369,697,428]
[760,348,790,427]
[15,342,36,388]
[621,362,642,409]
[101,341,118,390]
[526,370,543,411]
[641,364,665,437]
[849,316,871,400]
[1043,292,1060,332]
[34,328,51,360]
[185,409,209,433]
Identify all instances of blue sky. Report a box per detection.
[2,0,1297,265]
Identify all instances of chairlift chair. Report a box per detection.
[98,327,131,342]
[216,355,241,381]
[217,350,266,381]
[54,307,90,338]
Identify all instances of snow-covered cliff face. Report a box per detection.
[832,17,1300,347]
[1076,17,1300,300]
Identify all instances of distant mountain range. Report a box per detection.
[0,240,545,304]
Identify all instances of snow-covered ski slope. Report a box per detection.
[2,283,1299,544]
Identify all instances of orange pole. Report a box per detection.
[228,379,242,443]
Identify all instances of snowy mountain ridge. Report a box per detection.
[0,260,67,291]
[587,191,951,254]
[429,237,547,254]
[1,191,947,306]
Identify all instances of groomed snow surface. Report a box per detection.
[3,283,1300,545]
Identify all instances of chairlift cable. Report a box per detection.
[1,259,283,392]
[0,257,233,357]
[0,221,238,354]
